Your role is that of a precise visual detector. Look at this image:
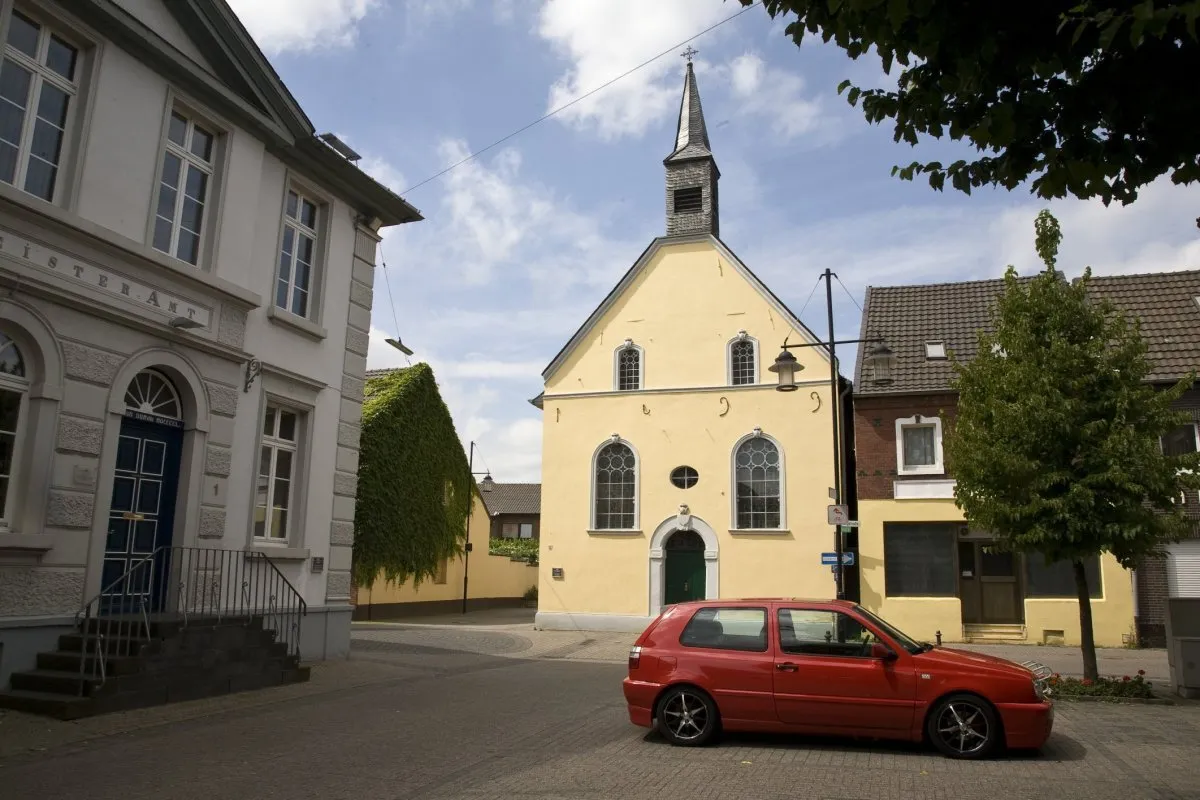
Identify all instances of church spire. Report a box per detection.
[664,50,720,238]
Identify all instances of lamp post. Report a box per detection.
[768,268,894,599]
[462,440,494,614]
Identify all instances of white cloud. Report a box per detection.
[537,0,734,139]
[721,53,832,142]
[226,0,379,55]
[357,154,408,195]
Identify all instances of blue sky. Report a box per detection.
[228,0,1200,482]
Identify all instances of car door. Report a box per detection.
[675,605,775,724]
[771,605,917,736]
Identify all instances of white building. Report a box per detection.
[0,0,420,689]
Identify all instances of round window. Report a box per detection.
[670,466,699,489]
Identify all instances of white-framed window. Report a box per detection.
[519,522,533,539]
[592,438,638,530]
[924,341,947,360]
[896,414,944,475]
[0,331,28,531]
[0,7,81,202]
[731,429,785,530]
[727,332,757,386]
[254,404,300,541]
[275,186,321,318]
[151,108,216,265]
[613,341,643,391]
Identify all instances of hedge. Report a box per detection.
[352,364,471,588]
[488,537,539,563]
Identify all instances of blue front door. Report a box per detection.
[102,415,183,614]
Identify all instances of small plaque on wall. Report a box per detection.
[551,567,564,579]
[311,556,324,573]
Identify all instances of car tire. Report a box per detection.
[926,693,1001,759]
[655,686,719,747]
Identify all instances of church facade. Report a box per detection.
[534,61,847,631]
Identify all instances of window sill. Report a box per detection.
[0,532,54,552]
[267,306,327,341]
[729,529,791,536]
[587,529,643,536]
[897,467,945,477]
[247,544,311,561]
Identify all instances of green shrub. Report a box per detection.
[523,585,538,602]
[488,537,539,563]
[1048,671,1154,699]
[352,365,472,588]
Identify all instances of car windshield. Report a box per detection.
[853,605,927,655]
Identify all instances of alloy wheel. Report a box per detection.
[935,701,991,756]
[661,690,710,742]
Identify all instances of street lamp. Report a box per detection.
[866,342,897,385]
[767,268,886,599]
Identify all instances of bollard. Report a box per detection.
[935,630,942,646]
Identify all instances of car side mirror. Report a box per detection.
[871,643,897,661]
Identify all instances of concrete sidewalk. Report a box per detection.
[352,609,1171,684]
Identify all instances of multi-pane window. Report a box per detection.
[0,9,79,201]
[730,338,756,385]
[616,345,641,391]
[501,522,518,539]
[152,110,215,265]
[1162,424,1199,457]
[0,332,27,529]
[734,436,782,529]
[255,405,299,541]
[594,441,637,529]
[277,188,319,318]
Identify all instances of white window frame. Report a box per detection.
[729,428,787,531]
[274,180,326,320]
[149,103,218,266]
[612,341,644,391]
[726,332,758,386]
[924,341,947,360]
[254,403,302,543]
[0,332,29,532]
[896,415,944,476]
[589,436,640,532]
[0,5,84,204]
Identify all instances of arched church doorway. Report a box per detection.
[664,530,706,605]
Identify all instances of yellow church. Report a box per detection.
[533,61,845,631]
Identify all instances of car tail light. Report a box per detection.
[628,645,643,670]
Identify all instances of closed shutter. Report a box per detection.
[1166,540,1200,598]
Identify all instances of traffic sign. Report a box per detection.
[820,552,856,566]
[826,505,849,525]
[838,522,860,533]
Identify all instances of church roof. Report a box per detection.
[665,61,713,164]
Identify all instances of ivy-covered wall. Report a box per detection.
[352,364,472,588]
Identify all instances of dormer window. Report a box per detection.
[728,332,757,386]
[673,187,702,213]
[614,340,643,391]
[925,341,947,360]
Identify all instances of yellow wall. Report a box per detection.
[359,489,538,606]
[858,498,1136,648]
[538,238,842,624]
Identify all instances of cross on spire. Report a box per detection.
[681,46,698,63]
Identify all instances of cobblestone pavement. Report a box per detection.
[2,626,1195,800]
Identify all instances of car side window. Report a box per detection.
[679,607,768,652]
[777,609,879,658]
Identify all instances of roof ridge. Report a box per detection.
[1086,267,1200,281]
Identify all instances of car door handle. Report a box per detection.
[775,662,799,672]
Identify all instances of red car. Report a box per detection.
[623,599,1054,759]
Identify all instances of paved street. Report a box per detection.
[0,620,1196,800]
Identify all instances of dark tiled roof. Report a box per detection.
[479,483,541,516]
[1086,270,1200,384]
[854,269,1200,395]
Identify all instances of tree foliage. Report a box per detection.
[352,364,472,589]
[944,210,1199,676]
[742,0,1200,206]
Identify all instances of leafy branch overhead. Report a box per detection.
[352,364,472,588]
[743,1,1200,205]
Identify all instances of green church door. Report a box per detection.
[664,530,706,605]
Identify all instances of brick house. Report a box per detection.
[851,277,1133,648]
[478,480,541,541]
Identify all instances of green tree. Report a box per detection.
[740,1,1200,207]
[944,210,1198,679]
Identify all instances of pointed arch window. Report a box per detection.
[732,430,784,530]
[728,332,758,386]
[0,331,29,530]
[614,340,643,391]
[593,438,638,530]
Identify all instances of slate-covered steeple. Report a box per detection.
[664,52,720,238]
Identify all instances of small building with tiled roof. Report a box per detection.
[479,481,541,540]
[851,270,1200,650]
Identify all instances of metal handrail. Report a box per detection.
[74,546,307,696]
